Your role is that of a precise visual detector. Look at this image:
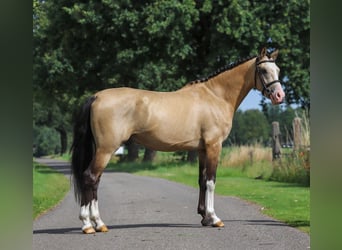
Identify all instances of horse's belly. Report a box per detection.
[131,133,202,152]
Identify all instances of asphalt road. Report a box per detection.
[33,158,310,250]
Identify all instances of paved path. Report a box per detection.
[33,158,310,250]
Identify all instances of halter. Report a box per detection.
[254,58,281,96]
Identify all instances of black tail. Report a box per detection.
[70,96,97,204]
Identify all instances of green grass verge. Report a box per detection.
[33,163,70,219]
[107,160,310,234]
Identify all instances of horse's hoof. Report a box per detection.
[213,221,225,227]
[96,225,109,233]
[83,227,96,234]
[201,217,213,226]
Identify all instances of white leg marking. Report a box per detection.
[205,180,221,224]
[79,203,93,230]
[90,199,105,229]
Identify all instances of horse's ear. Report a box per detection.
[270,49,279,60]
[259,47,267,58]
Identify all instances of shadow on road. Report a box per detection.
[33,219,301,235]
[33,223,201,235]
[34,159,71,175]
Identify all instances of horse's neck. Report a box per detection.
[204,59,256,111]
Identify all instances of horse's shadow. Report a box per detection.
[33,223,201,235]
[33,219,301,235]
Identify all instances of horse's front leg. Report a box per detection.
[200,142,224,227]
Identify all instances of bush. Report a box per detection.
[270,149,310,186]
[33,125,60,157]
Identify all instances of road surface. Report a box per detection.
[33,158,310,250]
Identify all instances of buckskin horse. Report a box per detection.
[71,48,285,234]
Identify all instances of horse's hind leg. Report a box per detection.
[89,174,108,232]
[79,148,113,234]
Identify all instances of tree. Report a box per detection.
[228,109,270,145]
[33,125,61,157]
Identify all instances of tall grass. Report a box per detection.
[220,144,272,168]
[220,144,274,180]
[220,144,309,186]
[298,109,310,149]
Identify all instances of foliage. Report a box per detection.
[271,150,310,186]
[228,109,270,145]
[33,163,69,218]
[33,100,72,155]
[33,125,60,157]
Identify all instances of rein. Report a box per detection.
[254,58,281,96]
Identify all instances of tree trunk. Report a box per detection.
[57,127,67,155]
[126,138,139,162]
[143,148,157,162]
[187,150,198,163]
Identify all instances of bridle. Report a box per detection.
[254,58,281,96]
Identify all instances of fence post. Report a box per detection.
[272,121,281,160]
[293,117,302,150]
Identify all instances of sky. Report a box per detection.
[238,90,263,111]
[238,90,297,111]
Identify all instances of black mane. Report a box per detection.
[187,55,257,85]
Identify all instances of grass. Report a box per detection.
[33,162,70,219]
[107,150,310,233]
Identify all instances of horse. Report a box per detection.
[71,47,285,234]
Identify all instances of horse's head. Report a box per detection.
[254,47,285,105]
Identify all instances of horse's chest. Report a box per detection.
[201,111,232,141]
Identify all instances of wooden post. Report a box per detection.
[143,148,157,162]
[293,117,302,150]
[272,121,281,160]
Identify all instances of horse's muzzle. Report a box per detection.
[270,87,285,105]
